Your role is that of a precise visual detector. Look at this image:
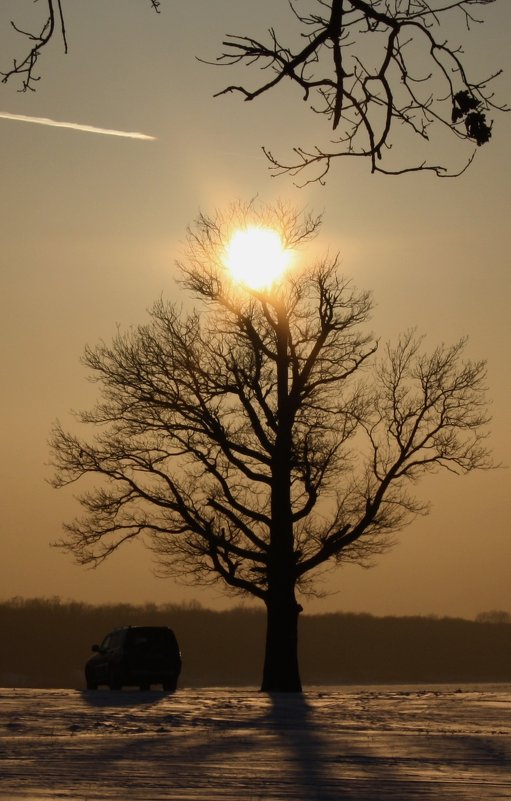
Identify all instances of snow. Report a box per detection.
[0,685,510,800]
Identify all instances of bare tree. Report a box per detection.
[213,0,506,182]
[2,2,506,180]
[50,202,492,691]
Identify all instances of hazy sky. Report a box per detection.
[1,0,509,618]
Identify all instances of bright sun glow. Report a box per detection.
[225,227,291,291]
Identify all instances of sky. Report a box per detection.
[0,0,509,619]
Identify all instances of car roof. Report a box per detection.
[109,625,173,634]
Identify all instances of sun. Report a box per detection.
[224,227,291,291]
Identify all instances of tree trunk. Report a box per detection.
[260,302,302,692]
[261,585,302,692]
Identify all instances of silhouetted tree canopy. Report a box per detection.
[50,202,493,691]
[1,1,506,182]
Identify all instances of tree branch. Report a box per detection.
[211,0,506,183]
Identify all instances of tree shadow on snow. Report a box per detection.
[264,692,341,800]
[70,690,407,800]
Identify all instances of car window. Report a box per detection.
[109,631,125,649]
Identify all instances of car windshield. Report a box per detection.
[101,631,124,650]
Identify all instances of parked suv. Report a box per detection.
[85,626,182,691]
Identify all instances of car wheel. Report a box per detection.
[162,680,177,693]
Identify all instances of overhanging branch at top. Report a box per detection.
[211,0,506,183]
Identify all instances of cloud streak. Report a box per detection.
[0,111,157,140]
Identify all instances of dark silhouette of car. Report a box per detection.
[85,626,182,691]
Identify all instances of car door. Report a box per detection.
[91,634,113,683]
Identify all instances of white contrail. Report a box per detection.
[0,111,156,140]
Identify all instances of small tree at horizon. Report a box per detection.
[50,202,492,692]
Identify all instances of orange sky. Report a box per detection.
[0,1,509,617]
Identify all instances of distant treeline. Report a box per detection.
[0,597,510,689]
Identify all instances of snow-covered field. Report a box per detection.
[1,685,510,800]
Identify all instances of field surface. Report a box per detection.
[0,685,510,800]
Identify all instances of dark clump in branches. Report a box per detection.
[213,0,506,183]
[50,202,494,691]
[452,90,492,145]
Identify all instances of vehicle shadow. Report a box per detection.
[79,688,172,709]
